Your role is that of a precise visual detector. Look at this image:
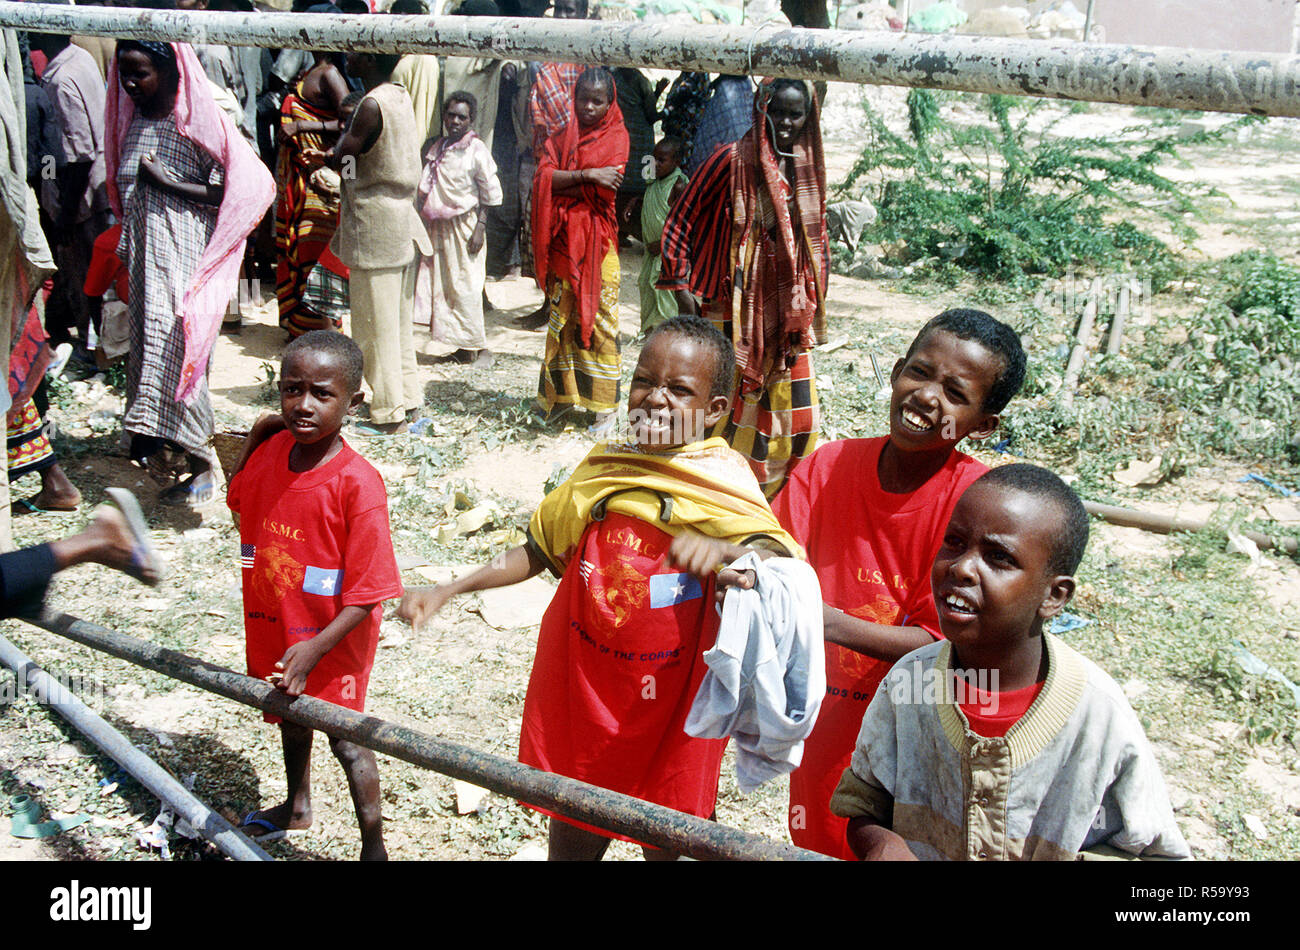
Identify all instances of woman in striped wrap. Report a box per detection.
[657,78,828,499]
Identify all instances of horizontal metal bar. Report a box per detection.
[0,633,272,862]
[16,610,831,861]
[1,4,1298,116]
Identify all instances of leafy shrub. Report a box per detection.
[841,90,1250,283]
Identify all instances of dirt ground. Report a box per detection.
[2,83,1297,862]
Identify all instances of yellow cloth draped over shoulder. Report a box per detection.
[527,437,804,576]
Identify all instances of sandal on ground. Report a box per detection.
[159,471,217,508]
[12,496,79,516]
[239,812,287,843]
[105,487,163,586]
[587,412,618,440]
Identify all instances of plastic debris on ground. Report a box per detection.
[1047,612,1092,635]
[9,793,89,839]
[136,774,200,859]
[1229,640,1300,706]
[1237,473,1297,497]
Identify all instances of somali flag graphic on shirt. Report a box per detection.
[649,572,703,608]
[302,565,343,596]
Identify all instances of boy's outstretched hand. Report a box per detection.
[397,585,452,633]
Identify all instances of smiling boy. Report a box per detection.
[227,330,403,860]
[399,316,800,859]
[771,308,1026,858]
[830,464,1191,860]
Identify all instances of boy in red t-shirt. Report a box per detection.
[227,330,403,861]
[770,308,1026,859]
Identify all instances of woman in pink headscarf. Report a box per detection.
[107,39,273,507]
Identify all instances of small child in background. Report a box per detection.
[636,136,688,335]
[413,90,503,368]
[228,330,403,861]
[831,464,1191,861]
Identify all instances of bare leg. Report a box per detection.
[245,721,314,834]
[330,736,387,861]
[547,817,612,861]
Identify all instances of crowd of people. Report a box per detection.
[2,2,1194,864]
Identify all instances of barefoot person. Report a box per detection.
[414,91,503,368]
[227,331,403,860]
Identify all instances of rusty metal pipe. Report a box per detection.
[0,633,273,862]
[2,4,1300,116]
[17,610,832,861]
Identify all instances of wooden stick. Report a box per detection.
[1106,280,1131,356]
[1083,499,1298,555]
[1060,284,1100,410]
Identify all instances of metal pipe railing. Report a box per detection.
[0,633,273,861]
[16,610,832,860]
[1,4,1298,116]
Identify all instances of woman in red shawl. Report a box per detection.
[531,67,629,436]
[658,79,828,498]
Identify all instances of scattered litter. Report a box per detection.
[1237,473,1297,497]
[1228,640,1300,706]
[136,597,173,612]
[395,553,430,571]
[1112,455,1166,488]
[508,844,547,861]
[1225,531,1262,567]
[1122,678,1149,701]
[1241,813,1268,840]
[1047,612,1092,634]
[815,337,850,353]
[453,779,489,815]
[182,527,217,543]
[148,729,175,748]
[1262,499,1300,525]
[136,775,199,858]
[98,769,127,796]
[379,621,408,649]
[470,575,555,630]
[815,374,834,393]
[408,417,433,435]
[9,794,89,839]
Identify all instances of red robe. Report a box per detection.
[531,99,628,348]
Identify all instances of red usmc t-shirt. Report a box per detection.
[771,437,987,859]
[229,431,403,720]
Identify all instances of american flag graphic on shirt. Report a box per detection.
[240,544,255,569]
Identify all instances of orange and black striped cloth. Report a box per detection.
[275,89,342,337]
